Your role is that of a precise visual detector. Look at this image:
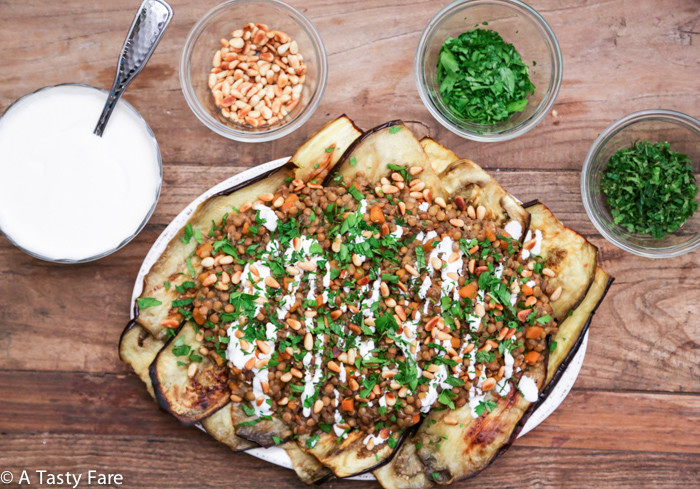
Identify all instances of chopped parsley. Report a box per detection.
[136,297,162,309]
[437,28,535,124]
[474,399,498,416]
[601,140,698,238]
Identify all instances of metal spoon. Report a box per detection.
[94,0,173,137]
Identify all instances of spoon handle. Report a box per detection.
[94,0,173,136]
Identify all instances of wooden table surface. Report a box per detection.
[1,0,698,487]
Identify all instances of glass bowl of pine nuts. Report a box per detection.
[180,0,328,142]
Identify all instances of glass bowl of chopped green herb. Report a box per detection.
[416,0,562,142]
[582,110,700,258]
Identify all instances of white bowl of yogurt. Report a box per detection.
[0,84,162,263]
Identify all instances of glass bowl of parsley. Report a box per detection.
[582,110,700,258]
[415,0,562,142]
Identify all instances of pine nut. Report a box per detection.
[256,339,271,355]
[380,282,390,297]
[405,264,419,277]
[477,205,486,220]
[201,256,215,268]
[244,357,256,370]
[444,415,458,425]
[542,267,556,278]
[304,332,313,351]
[187,363,198,378]
[264,276,280,288]
[550,286,563,301]
[297,260,317,271]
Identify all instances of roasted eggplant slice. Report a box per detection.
[283,442,333,485]
[291,115,363,183]
[150,324,230,425]
[421,137,530,240]
[136,116,362,341]
[299,430,405,479]
[199,403,256,452]
[233,410,293,448]
[119,321,166,398]
[526,203,598,321]
[545,267,613,388]
[330,121,445,197]
[136,167,295,341]
[376,183,604,489]
[419,137,460,174]
[375,360,546,489]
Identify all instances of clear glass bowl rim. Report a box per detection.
[414,0,563,142]
[179,0,328,143]
[581,108,700,258]
[0,83,163,264]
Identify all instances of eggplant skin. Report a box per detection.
[200,403,256,452]
[545,268,614,390]
[118,321,166,399]
[328,121,445,199]
[299,427,414,479]
[149,325,230,425]
[283,442,333,485]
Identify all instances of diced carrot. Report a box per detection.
[459,282,478,299]
[357,276,370,286]
[525,351,541,364]
[192,308,206,326]
[521,284,533,296]
[526,326,544,339]
[196,242,213,258]
[486,230,497,242]
[412,414,421,425]
[242,222,250,235]
[287,400,299,411]
[341,398,355,413]
[281,193,299,211]
[370,205,386,223]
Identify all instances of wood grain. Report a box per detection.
[0,434,698,489]
[0,0,698,488]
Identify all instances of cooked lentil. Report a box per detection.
[170,168,557,445]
